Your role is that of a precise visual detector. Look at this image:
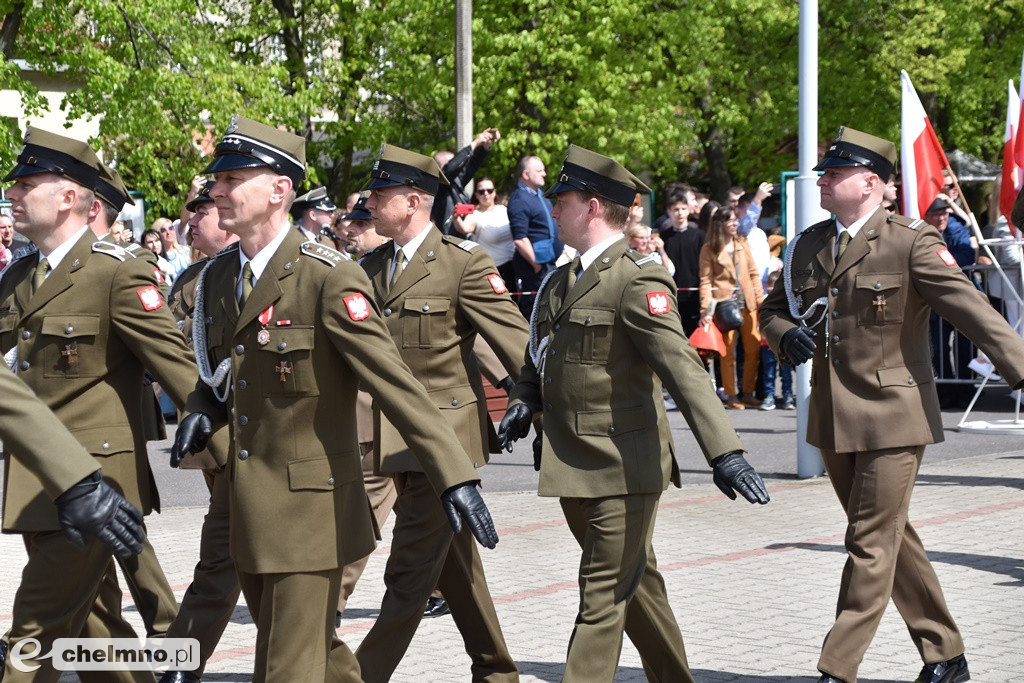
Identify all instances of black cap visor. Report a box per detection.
[3,144,99,189]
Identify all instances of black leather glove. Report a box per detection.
[441,483,499,549]
[711,451,770,504]
[532,431,543,472]
[497,403,532,453]
[497,376,515,395]
[780,326,817,365]
[170,412,214,468]
[55,471,145,560]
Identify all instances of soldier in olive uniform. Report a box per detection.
[86,161,181,644]
[159,181,240,683]
[761,128,1024,683]
[354,145,527,682]
[0,128,215,683]
[0,369,146,677]
[171,116,500,683]
[292,186,337,247]
[498,145,770,683]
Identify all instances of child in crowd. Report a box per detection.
[759,269,794,410]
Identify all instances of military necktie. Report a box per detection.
[388,251,406,293]
[32,257,50,293]
[240,261,254,306]
[566,255,582,291]
[836,230,851,259]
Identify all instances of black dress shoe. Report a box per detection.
[914,654,970,683]
[817,675,846,683]
[423,596,450,618]
[158,671,202,683]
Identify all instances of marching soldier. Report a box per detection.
[170,116,500,683]
[354,145,527,682]
[760,127,1024,683]
[89,160,180,642]
[498,145,769,682]
[0,369,146,677]
[159,180,240,683]
[0,128,216,682]
[291,186,337,247]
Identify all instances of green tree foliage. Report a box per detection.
[1,0,1022,216]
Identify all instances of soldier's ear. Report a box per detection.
[270,175,294,207]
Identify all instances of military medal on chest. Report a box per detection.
[61,341,78,367]
[256,304,274,346]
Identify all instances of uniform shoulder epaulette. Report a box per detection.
[803,219,834,235]
[360,241,391,262]
[301,240,344,267]
[92,240,134,261]
[887,214,924,230]
[624,249,659,268]
[442,235,479,252]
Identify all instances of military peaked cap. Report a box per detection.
[814,126,897,181]
[3,127,101,189]
[291,186,336,219]
[344,191,372,221]
[96,163,133,211]
[365,144,449,196]
[203,115,306,186]
[546,144,650,207]
[185,178,215,212]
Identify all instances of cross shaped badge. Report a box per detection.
[61,342,78,366]
[873,295,886,314]
[275,360,292,383]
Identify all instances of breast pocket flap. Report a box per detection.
[41,314,101,338]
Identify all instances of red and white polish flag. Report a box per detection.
[900,70,950,220]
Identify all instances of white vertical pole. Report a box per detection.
[455,0,473,149]
[796,0,825,478]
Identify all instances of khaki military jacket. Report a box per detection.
[359,227,529,473]
[0,369,99,500]
[509,239,745,498]
[760,207,1024,453]
[183,229,479,574]
[0,231,204,532]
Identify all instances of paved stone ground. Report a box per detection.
[3,446,1022,681]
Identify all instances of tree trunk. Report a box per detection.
[0,1,26,60]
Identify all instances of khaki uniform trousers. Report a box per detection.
[560,494,693,683]
[236,567,360,683]
[4,532,153,683]
[818,446,964,682]
[355,471,518,683]
[164,468,241,675]
[337,443,398,615]
[115,528,178,638]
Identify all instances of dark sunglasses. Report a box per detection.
[159,227,175,233]
[475,187,495,195]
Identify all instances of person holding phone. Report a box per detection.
[453,176,515,285]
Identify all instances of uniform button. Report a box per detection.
[544,377,552,384]
[830,288,838,296]
[235,344,245,354]
[65,325,74,334]
[451,399,459,406]
[327,476,335,486]
[21,330,30,340]
[548,349,555,357]
[238,449,249,460]
[608,425,616,434]
[19,360,29,371]
[545,403,553,412]
[831,311,840,319]
[585,316,592,324]
[384,308,392,316]
[239,415,248,425]
[832,359,840,367]
[907,377,915,385]
[237,379,247,389]
[278,342,287,351]
[422,304,430,312]
[831,335,839,343]
[554,324,560,331]
[102,442,110,451]
[874,282,882,290]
